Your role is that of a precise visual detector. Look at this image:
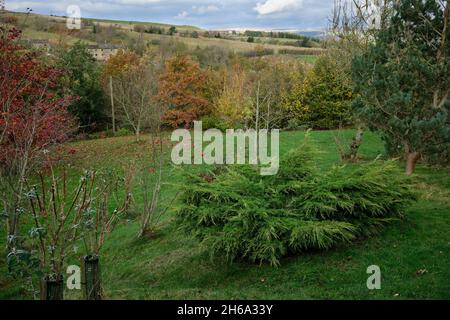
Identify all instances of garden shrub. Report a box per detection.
[200,116,228,132]
[177,139,417,266]
[115,127,133,137]
[285,118,310,131]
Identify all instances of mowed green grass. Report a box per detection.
[0,130,449,300]
[295,55,319,64]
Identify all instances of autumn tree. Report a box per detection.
[215,64,252,127]
[0,28,74,251]
[102,49,141,133]
[102,49,141,79]
[353,0,450,174]
[158,55,209,128]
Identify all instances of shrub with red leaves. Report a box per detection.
[0,28,75,172]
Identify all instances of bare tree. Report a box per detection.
[330,0,395,36]
[138,92,166,238]
[137,93,178,239]
[328,0,396,161]
[112,62,159,141]
[328,0,396,73]
[109,55,172,238]
[139,135,165,238]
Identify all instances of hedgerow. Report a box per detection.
[176,139,417,266]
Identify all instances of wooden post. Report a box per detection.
[81,255,102,300]
[255,81,260,164]
[40,274,64,300]
[110,76,116,134]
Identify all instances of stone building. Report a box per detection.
[26,39,51,52]
[86,44,124,61]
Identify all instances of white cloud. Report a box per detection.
[6,0,332,30]
[255,0,303,15]
[115,0,161,4]
[177,10,189,18]
[193,4,219,14]
[6,0,161,12]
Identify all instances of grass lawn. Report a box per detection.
[295,55,319,64]
[0,130,449,299]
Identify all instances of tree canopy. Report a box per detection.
[352,0,449,174]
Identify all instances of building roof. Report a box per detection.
[86,44,124,50]
[27,39,50,44]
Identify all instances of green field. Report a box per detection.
[295,55,319,64]
[8,11,200,32]
[1,129,449,300]
[83,17,201,32]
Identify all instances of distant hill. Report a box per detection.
[295,31,326,39]
[2,10,324,57]
[5,11,201,32]
[82,17,202,32]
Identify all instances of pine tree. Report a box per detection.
[352,0,449,175]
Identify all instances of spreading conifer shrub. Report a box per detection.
[176,140,417,266]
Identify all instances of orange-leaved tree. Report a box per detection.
[102,49,141,79]
[158,55,209,128]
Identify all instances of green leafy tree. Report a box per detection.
[352,0,449,175]
[281,56,353,130]
[169,26,177,35]
[307,55,353,129]
[57,42,107,132]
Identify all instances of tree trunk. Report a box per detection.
[349,127,364,162]
[109,76,116,134]
[405,151,420,176]
[6,203,21,252]
[255,81,260,164]
[136,128,140,142]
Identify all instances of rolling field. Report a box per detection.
[7,11,323,56]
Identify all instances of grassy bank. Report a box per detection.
[1,130,449,299]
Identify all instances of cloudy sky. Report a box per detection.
[5,0,334,30]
